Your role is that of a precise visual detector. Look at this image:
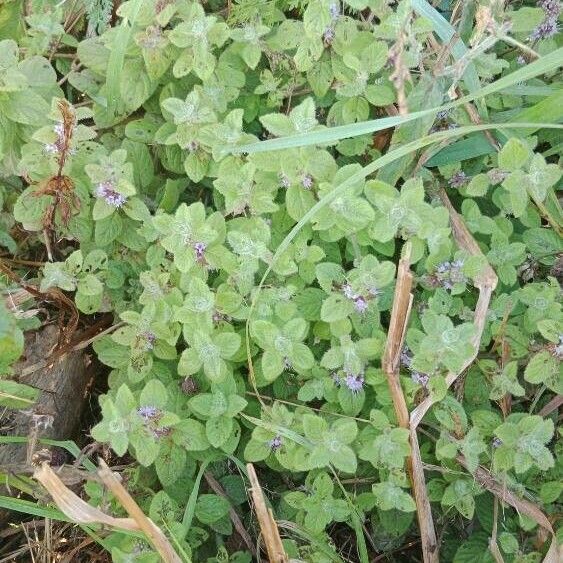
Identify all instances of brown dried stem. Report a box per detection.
[246,463,288,563]
[410,189,497,429]
[203,471,256,557]
[382,244,438,563]
[97,460,182,563]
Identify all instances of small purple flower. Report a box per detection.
[268,435,283,451]
[539,0,561,15]
[137,406,160,420]
[553,335,563,360]
[283,357,292,370]
[301,174,314,190]
[141,331,156,350]
[368,287,381,297]
[43,143,58,155]
[96,181,127,208]
[516,55,526,65]
[400,346,413,369]
[435,260,467,290]
[354,297,368,314]
[186,140,199,152]
[344,373,364,393]
[411,371,429,387]
[529,17,559,40]
[332,372,341,387]
[279,173,290,188]
[193,242,207,261]
[448,171,469,188]
[492,437,503,448]
[342,283,358,300]
[323,27,335,44]
[329,2,340,18]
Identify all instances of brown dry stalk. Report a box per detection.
[410,189,497,429]
[97,460,182,563]
[34,462,183,563]
[246,463,288,563]
[382,245,438,563]
[458,456,562,563]
[203,471,256,557]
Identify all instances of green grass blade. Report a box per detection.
[105,0,143,121]
[0,495,72,521]
[231,47,563,154]
[181,458,212,535]
[411,0,487,118]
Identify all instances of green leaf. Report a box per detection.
[0,379,39,409]
[372,482,416,512]
[195,494,230,524]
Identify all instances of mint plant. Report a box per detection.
[1,1,562,562]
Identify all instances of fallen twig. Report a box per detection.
[382,244,438,563]
[246,463,288,563]
[410,189,497,429]
[204,471,256,557]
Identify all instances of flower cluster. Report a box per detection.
[435,260,467,290]
[323,2,340,45]
[400,346,430,388]
[268,435,283,451]
[96,181,127,207]
[341,283,375,314]
[530,0,560,40]
[332,370,365,393]
[448,171,469,188]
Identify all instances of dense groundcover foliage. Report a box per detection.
[0,0,562,561]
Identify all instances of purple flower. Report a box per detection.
[411,371,429,387]
[492,437,503,448]
[137,406,160,420]
[96,181,127,208]
[301,174,313,190]
[329,2,340,18]
[279,173,290,188]
[342,283,358,300]
[323,27,335,44]
[516,55,526,65]
[368,287,381,297]
[193,242,207,261]
[332,372,341,387]
[538,0,561,19]
[400,346,413,369]
[141,331,156,350]
[283,357,292,370]
[186,140,199,152]
[529,17,559,40]
[434,260,467,290]
[268,435,283,451]
[354,297,368,314]
[43,143,59,155]
[344,373,364,393]
[448,171,469,188]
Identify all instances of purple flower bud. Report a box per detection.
[344,373,364,393]
[323,27,335,44]
[492,437,503,448]
[538,0,561,19]
[193,242,207,261]
[96,181,127,208]
[43,143,59,155]
[53,123,65,138]
[301,174,313,190]
[141,331,156,350]
[186,140,199,152]
[329,2,340,18]
[354,297,368,314]
[529,17,559,40]
[516,55,526,65]
[137,406,160,420]
[283,357,292,370]
[400,346,413,369]
[342,283,358,300]
[279,173,290,188]
[411,371,429,387]
[332,372,341,387]
[448,171,469,188]
[268,435,283,451]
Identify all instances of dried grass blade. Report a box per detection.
[97,460,182,563]
[383,245,438,562]
[410,189,497,429]
[246,463,288,563]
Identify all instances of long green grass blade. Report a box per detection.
[231,47,563,154]
[0,495,72,521]
[411,0,487,118]
[181,458,212,534]
[105,0,143,121]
